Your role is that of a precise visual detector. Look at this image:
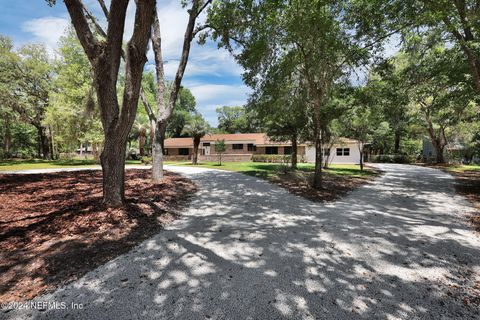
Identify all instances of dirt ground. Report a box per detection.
[0,170,197,302]
[267,168,380,202]
[450,170,480,233]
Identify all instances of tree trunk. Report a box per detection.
[36,125,51,160]
[435,146,445,163]
[312,93,323,189]
[358,143,364,171]
[425,115,447,164]
[49,127,55,160]
[192,136,200,165]
[3,116,11,157]
[291,134,297,169]
[65,0,155,207]
[149,119,155,154]
[313,134,323,188]
[152,120,167,183]
[394,131,401,154]
[139,131,146,157]
[100,137,127,207]
[147,1,209,181]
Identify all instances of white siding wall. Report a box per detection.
[305,145,315,163]
[305,143,361,164]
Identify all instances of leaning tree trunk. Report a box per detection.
[192,136,200,165]
[148,1,209,182]
[291,134,298,169]
[100,136,127,206]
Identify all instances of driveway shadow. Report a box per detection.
[4,164,479,320]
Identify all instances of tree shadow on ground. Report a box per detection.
[3,164,480,319]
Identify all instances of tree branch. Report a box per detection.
[64,0,100,62]
[196,0,212,18]
[90,0,156,123]
[119,0,156,134]
[150,7,167,119]
[97,0,109,20]
[167,0,202,113]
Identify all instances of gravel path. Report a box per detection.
[2,164,479,320]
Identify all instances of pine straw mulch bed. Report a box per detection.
[251,167,381,202]
[0,169,197,303]
[450,170,480,233]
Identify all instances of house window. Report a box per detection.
[232,144,243,150]
[323,148,330,156]
[203,142,210,146]
[247,143,256,151]
[283,146,292,155]
[179,148,189,155]
[336,148,350,156]
[266,146,278,154]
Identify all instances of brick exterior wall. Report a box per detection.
[165,147,191,156]
[165,145,306,162]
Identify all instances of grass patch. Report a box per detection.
[165,161,379,201]
[0,159,141,171]
[165,161,376,178]
[444,164,480,173]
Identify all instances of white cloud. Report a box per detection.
[20,0,247,127]
[188,84,251,126]
[189,84,250,105]
[22,16,69,55]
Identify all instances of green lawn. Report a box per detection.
[164,161,375,178]
[0,158,375,178]
[444,164,480,173]
[0,159,141,171]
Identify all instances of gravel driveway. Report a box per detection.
[2,164,479,320]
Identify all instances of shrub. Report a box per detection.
[252,154,304,163]
[140,156,152,165]
[127,149,139,160]
[371,154,413,164]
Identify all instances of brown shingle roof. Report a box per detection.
[164,133,270,148]
[164,133,359,148]
[164,137,193,148]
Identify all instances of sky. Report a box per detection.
[0,0,249,126]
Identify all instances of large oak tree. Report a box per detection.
[207,0,368,188]
[53,0,156,206]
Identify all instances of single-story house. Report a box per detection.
[310,138,363,165]
[164,133,363,164]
